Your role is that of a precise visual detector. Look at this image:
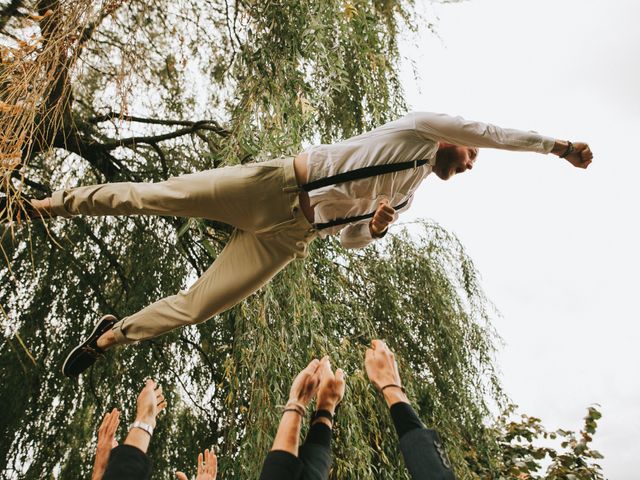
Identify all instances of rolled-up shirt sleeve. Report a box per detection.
[413,112,555,154]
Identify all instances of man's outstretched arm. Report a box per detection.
[413,112,593,168]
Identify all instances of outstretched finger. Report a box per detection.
[205,449,217,475]
[98,411,111,432]
[305,358,320,373]
[319,356,333,378]
[175,472,188,480]
[335,368,345,383]
[204,449,210,473]
[107,409,120,434]
[197,452,203,476]
[365,348,376,367]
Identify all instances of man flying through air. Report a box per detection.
[0,112,592,377]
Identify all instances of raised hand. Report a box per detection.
[288,358,323,408]
[364,340,409,407]
[135,379,167,428]
[176,448,217,480]
[91,408,120,480]
[316,358,346,415]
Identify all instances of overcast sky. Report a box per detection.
[396,0,640,477]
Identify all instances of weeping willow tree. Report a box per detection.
[0,1,579,479]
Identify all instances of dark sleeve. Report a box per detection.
[259,450,304,480]
[102,445,152,480]
[390,403,457,480]
[390,402,425,438]
[299,423,333,480]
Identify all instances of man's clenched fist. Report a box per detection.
[369,199,396,238]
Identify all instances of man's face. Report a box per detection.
[433,144,478,180]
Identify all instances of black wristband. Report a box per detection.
[560,141,575,158]
[311,409,333,422]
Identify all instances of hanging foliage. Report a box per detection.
[0,1,603,479]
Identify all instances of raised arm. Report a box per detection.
[414,112,592,169]
[103,379,167,480]
[260,358,324,480]
[299,359,345,480]
[414,112,555,153]
[365,340,456,480]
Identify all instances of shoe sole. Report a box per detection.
[62,314,117,377]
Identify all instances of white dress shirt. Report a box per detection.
[302,112,556,249]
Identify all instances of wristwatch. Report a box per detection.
[130,420,154,437]
[560,141,575,158]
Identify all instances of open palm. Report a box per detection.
[176,449,217,480]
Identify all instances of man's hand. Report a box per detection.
[369,199,396,238]
[135,379,167,428]
[288,358,323,408]
[564,142,593,169]
[316,358,346,417]
[176,448,217,480]
[552,140,593,169]
[364,340,409,407]
[92,408,120,480]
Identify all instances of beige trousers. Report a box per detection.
[50,157,318,344]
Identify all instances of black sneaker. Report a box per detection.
[62,315,117,377]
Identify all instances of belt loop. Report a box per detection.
[413,159,417,169]
[283,185,300,194]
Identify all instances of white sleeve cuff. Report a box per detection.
[540,135,556,154]
[339,221,376,249]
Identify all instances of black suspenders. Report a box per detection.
[301,158,429,230]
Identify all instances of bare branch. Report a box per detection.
[99,122,229,151]
[89,112,229,134]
